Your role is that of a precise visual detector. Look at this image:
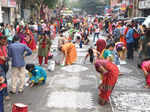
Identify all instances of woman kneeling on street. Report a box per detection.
[25,64,47,87]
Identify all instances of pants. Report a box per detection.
[0,65,8,96]
[127,42,134,59]
[93,33,99,42]
[134,38,139,51]
[11,67,26,92]
[0,92,4,112]
[147,46,150,57]
[38,56,48,65]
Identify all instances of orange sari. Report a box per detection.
[62,43,77,65]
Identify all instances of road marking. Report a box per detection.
[48,75,97,89]
[61,65,88,72]
[47,91,94,109]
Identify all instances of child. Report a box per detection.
[25,64,47,87]
[0,76,7,112]
[84,48,100,64]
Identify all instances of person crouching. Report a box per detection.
[25,64,47,87]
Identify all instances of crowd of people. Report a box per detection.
[0,14,149,111]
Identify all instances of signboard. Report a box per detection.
[1,0,16,7]
[8,0,16,7]
[139,0,150,9]
[1,0,8,7]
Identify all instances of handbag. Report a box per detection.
[0,46,9,73]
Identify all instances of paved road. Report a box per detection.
[4,34,150,112]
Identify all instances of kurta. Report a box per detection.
[38,37,51,57]
[62,42,77,65]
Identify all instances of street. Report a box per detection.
[2,34,149,112]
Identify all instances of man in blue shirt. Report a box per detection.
[126,24,135,59]
[8,35,32,94]
[112,25,120,42]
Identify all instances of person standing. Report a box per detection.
[93,26,99,42]
[8,35,32,94]
[38,33,51,66]
[126,24,135,59]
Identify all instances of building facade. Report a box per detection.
[139,0,150,16]
[110,0,140,18]
[1,0,16,24]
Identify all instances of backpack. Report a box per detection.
[133,29,140,39]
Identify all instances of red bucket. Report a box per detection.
[12,103,28,112]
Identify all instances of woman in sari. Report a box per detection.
[96,39,106,54]
[95,59,119,105]
[24,25,37,51]
[138,58,150,88]
[22,33,36,52]
[60,42,77,65]
[26,64,47,87]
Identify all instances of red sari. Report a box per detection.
[24,29,36,51]
[141,61,150,86]
[95,59,119,103]
[96,39,106,54]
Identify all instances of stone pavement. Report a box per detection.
[4,33,150,112]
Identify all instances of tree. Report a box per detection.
[43,0,58,8]
[29,0,59,20]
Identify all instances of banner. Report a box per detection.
[1,0,8,7]
[8,0,16,7]
[1,0,16,7]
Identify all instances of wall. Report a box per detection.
[0,0,2,23]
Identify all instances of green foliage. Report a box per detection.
[43,0,58,8]
[30,0,58,9]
